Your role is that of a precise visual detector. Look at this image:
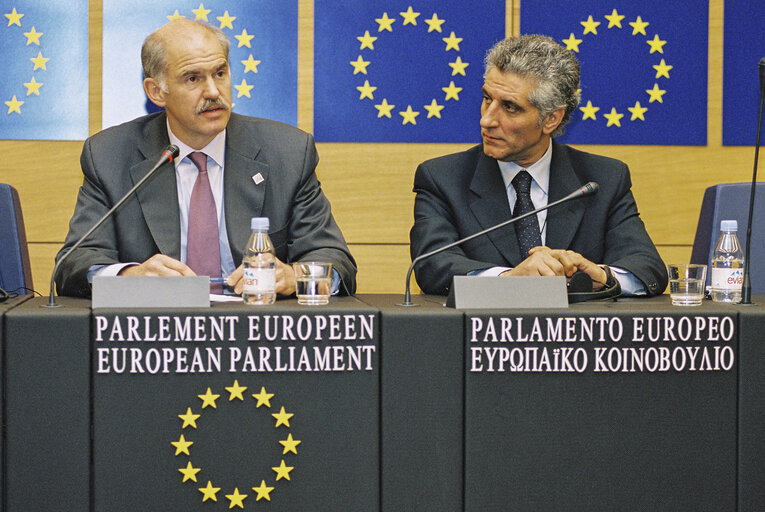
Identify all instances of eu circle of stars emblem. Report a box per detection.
[172,381,301,508]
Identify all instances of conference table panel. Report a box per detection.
[92,298,379,512]
[0,293,31,506]
[357,294,465,512]
[464,297,738,511]
[3,297,91,512]
[738,303,765,511]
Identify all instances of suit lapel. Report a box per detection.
[469,151,522,265]
[223,116,270,263]
[131,114,181,258]
[545,141,585,249]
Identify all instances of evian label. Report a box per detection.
[711,267,743,291]
[243,267,276,294]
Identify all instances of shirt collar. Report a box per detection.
[166,120,226,169]
[497,139,553,195]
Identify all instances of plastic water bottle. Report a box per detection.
[711,219,744,303]
[242,217,276,305]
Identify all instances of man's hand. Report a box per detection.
[227,257,297,297]
[118,254,196,277]
[500,246,608,288]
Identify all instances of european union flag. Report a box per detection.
[102,0,297,129]
[722,0,765,146]
[0,1,88,140]
[314,1,505,143]
[521,0,708,145]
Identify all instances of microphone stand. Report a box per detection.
[399,182,599,306]
[46,146,179,307]
[740,57,765,305]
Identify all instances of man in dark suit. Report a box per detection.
[410,35,667,296]
[56,19,355,297]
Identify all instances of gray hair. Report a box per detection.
[485,35,580,137]
[141,20,230,92]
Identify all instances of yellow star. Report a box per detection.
[646,83,666,103]
[241,55,261,73]
[217,11,236,30]
[400,6,420,26]
[375,98,395,118]
[225,380,247,400]
[424,13,445,33]
[443,31,462,51]
[603,107,624,127]
[628,101,648,121]
[234,79,253,98]
[199,481,220,502]
[448,56,469,76]
[30,52,49,70]
[605,9,625,28]
[252,480,274,501]
[399,105,420,125]
[192,3,211,22]
[562,33,582,52]
[5,7,23,27]
[198,387,220,409]
[579,100,599,120]
[442,81,462,101]
[280,433,302,454]
[252,386,274,407]
[23,77,43,96]
[23,26,43,46]
[225,487,248,509]
[235,29,254,48]
[5,96,23,114]
[350,55,370,75]
[375,12,395,32]
[423,99,444,119]
[653,58,673,79]
[356,80,376,100]
[167,10,185,21]
[178,461,201,482]
[580,15,600,35]
[646,34,667,54]
[272,406,294,427]
[178,407,200,429]
[171,434,193,456]
[357,30,377,50]
[629,16,649,36]
[272,460,294,481]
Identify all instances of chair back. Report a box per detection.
[0,183,33,292]
[690,182,765,293]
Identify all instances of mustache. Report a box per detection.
[196,97,230,114]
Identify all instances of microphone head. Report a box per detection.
[165,144,180,161]
[582,181,599,196]
[760,57,765,87]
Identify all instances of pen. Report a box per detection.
[210,277,230,285]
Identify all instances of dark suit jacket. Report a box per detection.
[409,141,667,296]
[56,112,356,297]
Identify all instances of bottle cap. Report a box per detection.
[251,217,269,231]
[720,220,737,232]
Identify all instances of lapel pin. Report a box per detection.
[253,172,264,185]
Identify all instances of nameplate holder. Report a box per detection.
[92,276,210,308]
[446,275,568,309]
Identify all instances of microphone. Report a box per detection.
[399,181,600,306]
[46,145,180,307]
[740,58,765,304]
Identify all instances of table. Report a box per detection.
[2,295,763,511]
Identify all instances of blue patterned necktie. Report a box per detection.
[512,170,542,258]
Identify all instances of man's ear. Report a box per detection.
[143,78,166,108]
[541,107,565,135]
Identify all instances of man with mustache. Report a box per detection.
[409,35,667,297]
[56,20,356,297]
